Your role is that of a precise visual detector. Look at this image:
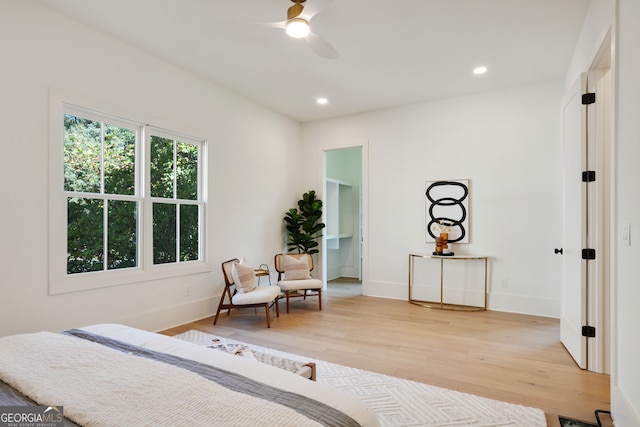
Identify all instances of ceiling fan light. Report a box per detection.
[286,18,310,38]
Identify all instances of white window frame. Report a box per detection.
[145,127,205,269]
[48,90,209,295]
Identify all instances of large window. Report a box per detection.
[50,98,207,294]
[64,113,139,274]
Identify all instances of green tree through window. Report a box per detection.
[63,110,202,275]
[64,114,137,273]
[150,136,200,264]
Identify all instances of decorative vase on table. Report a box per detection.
[432,221,454,256]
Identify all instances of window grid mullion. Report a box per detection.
[173,139,178,200]
[173,139,179,263]
[100,122,105,195]
[138,126,145,270]
[176,202,181,263]
[197,143,203,262]
[198,143,202,201]
[100,122,107,272]
[103,199,108,272]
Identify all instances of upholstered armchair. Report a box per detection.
[214,258,281,328]
[274,253,322,313]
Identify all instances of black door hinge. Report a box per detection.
[582,325,596,338]
[582,171,596,182]
[582,248,596,260]
[582,93,596,105]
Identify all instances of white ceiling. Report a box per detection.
[36,0,590,122]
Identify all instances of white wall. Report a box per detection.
[0,1,301,336]
[564,0,616,90]
[614,1,640,422]
[303,81,564,317]
[613,2,640,420]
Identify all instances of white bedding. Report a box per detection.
[0,324,379,427]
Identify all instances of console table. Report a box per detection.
[408,253,488,311]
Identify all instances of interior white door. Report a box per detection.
[560,74,588,369]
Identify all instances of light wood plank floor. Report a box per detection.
[161,281,611,427]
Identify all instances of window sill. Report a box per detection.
[49,260,211,295]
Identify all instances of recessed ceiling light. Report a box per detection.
[473,66,488,75]
[316,97,328,105]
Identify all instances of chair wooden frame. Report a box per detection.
[274,253,322,313]
[214,258,280,328]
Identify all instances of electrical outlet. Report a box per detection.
[186,286,191,296]
[623,223,631,246]
[500,278,508,289]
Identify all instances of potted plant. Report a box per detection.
[284,190,326,254]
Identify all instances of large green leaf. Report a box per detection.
[284,190,326,254]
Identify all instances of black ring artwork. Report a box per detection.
[426,180,469,243]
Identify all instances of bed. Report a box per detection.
[0,324,380,426]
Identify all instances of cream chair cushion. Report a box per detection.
[278,278,322,291]
[232,284,281,304]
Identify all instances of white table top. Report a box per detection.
[409,253,487,260]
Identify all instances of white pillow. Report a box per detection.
[283,255,311,280]
[231,259,257,293]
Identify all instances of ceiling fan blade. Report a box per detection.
[263,20,287,29]
[287,3,304,20]
[300,0,333,21]
[305,32,338,59]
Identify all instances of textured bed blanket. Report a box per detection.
[0,330,359,427]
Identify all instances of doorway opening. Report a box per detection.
[323,147,363,296]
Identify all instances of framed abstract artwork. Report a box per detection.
[425,179,469,243]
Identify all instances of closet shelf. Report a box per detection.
[325,178,355,251]
[326,234,353,240]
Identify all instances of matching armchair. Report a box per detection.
[214,258,281,328]
[274,253,322,313]
[214,254,323,328]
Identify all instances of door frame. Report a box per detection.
[586,28,613,374]
[560,29,612,374]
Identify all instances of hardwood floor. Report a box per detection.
[161,280,611,427]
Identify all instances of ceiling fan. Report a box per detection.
[268,0,339,59]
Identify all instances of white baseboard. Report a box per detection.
[487,292,560,318]
[327,268,359,282]
[114,296,217,333]
[612,383,640,427]
[327,267,341,281]
[340,266,359,278]
[363,280,559,318]
[363,280,406,300]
